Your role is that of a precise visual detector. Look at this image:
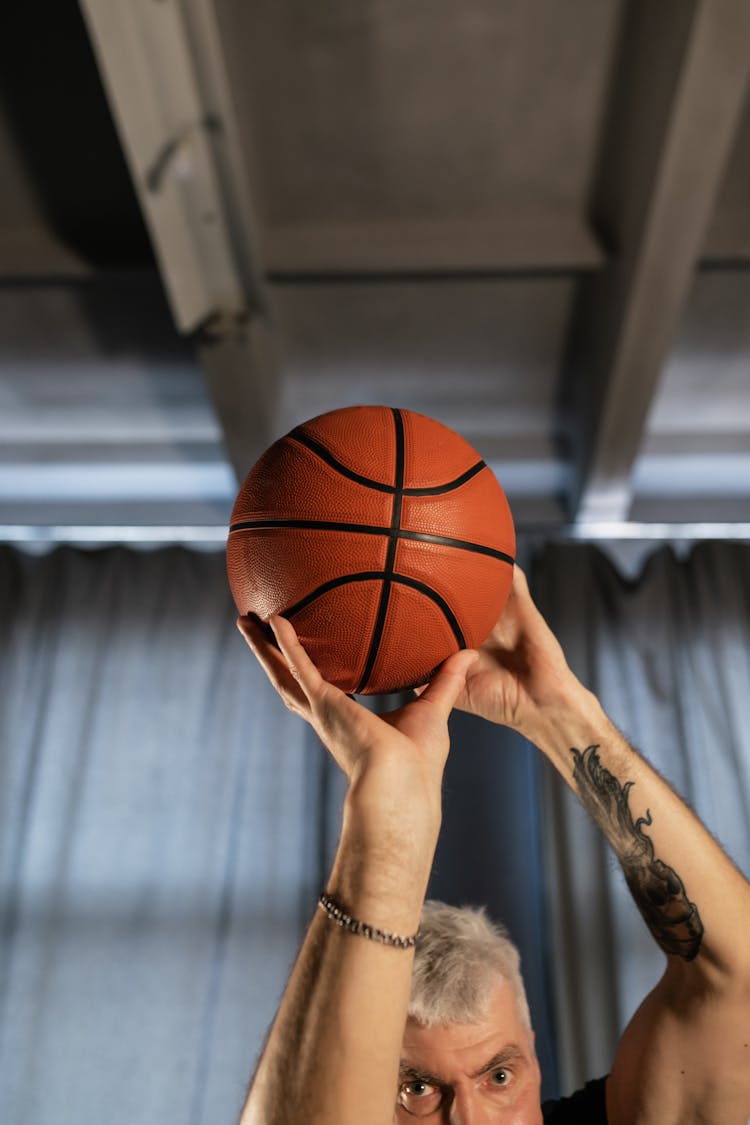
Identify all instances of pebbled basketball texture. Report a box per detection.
[227,405,515,694]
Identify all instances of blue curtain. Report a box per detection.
[533,542,750,1094]
[0,543,557,1120]
[0,546,323,1124]
[6,541,745,1117]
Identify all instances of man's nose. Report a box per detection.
[447,1089,493,1125]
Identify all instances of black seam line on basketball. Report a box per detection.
[228,517,515,566]
[282,572,388,620]
[392,573,466,649]
[399,531,515,566]
[283,571,466,653]
[289,430,394,492]
[228,518,388,535]
[403,461,485,495]
[289,429,487,496]
[356,407,405,694]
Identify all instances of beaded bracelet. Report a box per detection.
[318,892,419,949]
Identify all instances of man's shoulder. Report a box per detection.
[542,1076,608,1124]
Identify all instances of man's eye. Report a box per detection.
[398,1079,442,1114]
[490,1068,511,1086]
[406,1081,431,1096]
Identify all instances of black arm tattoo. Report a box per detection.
[571,745,704,961]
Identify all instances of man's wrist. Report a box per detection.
[326,818,436,936]
[521,681,613,769]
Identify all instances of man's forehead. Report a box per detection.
[401,1016,500,1056]
[400,978,532,1076]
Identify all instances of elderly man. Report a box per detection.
[237,568,750,1124]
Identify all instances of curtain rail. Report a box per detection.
[2,523,750,547]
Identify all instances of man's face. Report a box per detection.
[395,978,543,1124]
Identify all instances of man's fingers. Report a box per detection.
[236,614,276,668]
[267,616,369,768]
[237,615,309,713]
[267,615,324,698]
[416,649,479,716]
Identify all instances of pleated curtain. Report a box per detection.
[0,542,559,1118]
[533,542,750,1094]
[0,546,325,1125]
[2,541,749,1119]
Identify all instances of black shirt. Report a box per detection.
[542,1076,608,1123]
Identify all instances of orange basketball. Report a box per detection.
[227,405,515,694]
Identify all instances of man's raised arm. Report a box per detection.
[236,613,477,1125]
[457,567,750,1125]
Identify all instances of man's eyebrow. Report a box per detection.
[398,1061,444,1087]
[470,1044,526,1080]
[398,1044,526,1087]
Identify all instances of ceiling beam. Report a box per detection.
[79,0,246,333]
[563,0,750,523]
[0,107,92,278]
[79,0,280,478]
[196,315,279,483]
[263,211,604,277]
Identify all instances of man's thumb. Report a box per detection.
[416,649,479,715]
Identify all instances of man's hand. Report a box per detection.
[238,614,478,908]
[453,566,586,742]
[238,613,477,782]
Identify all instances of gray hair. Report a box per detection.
[408,900,531,1030]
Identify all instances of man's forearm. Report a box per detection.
[236,619,472,1125]
[240,817,433,1125]
[530,681,750,982]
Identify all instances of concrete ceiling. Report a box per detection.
[1,0,749,543]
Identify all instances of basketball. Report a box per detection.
[227,405,515,694]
